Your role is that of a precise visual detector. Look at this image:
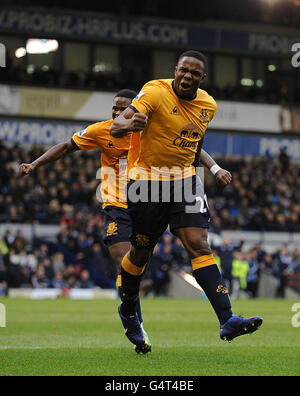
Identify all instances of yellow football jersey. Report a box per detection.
[128,79,217,181]
[127,132,141,175]
[72,120,131,209]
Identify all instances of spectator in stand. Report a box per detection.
[31,265,50,289]
[52,252,66,275]
[231,251,249,298]
[79,270,94,289]
[40,258,55,282]
[279,147,290,174]
[20,267,32,289]
[149,244,172,297]
[63,265,76,284]
[273,246,294,298]
[52,272,67,289]
[246,248,260,298]
[214,236,244,293]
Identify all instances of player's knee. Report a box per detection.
[129,247,152,268]
[109,249,128,274]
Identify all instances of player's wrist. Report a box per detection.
[210,164,221,176]
[30,161,39,170]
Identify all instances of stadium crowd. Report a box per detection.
[0,227,299,298]
[0,140,300,296]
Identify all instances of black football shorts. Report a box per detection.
[103,206,132,247]
[127,175,210,249]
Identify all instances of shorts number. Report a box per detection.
[196,194,209,213]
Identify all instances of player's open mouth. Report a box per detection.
[180,82,191,90]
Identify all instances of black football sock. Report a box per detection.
[118,284,143,324]
[120,254,146,318]
[192,255,233,325]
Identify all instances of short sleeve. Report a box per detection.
[129,81,162,116]
[72,123,104,151]
[210,101,217,122]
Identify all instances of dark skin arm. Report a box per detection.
[19,140,77,176]
[194,139,232,187]
[110,107,148,138]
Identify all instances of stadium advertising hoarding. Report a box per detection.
[209,101,282,133]
[0,85,115,121]
[2,84,300,133]
[0,118,84,145]
[1,118,300,160]
[0,8,299,54]
[205,132,300,160]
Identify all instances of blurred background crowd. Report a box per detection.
[1,226,299,298]
[0,140,300,297]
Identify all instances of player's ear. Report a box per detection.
[174,66,178,76]
[201,73,207,82]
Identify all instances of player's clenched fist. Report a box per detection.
[215,169,232,187]
[130,113,148,131]
[19,163,35,176]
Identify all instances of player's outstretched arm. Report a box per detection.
[19,140,77,176]
[199,149,232,187]
[110,107,148,138]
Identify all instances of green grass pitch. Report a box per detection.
[0,298,299,376]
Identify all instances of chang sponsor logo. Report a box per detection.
[173,124,201,149]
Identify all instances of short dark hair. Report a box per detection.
[178,50,207,69]
[114,89,137,100]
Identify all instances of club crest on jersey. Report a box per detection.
[107,141,114,148]
[199,109,209,124]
